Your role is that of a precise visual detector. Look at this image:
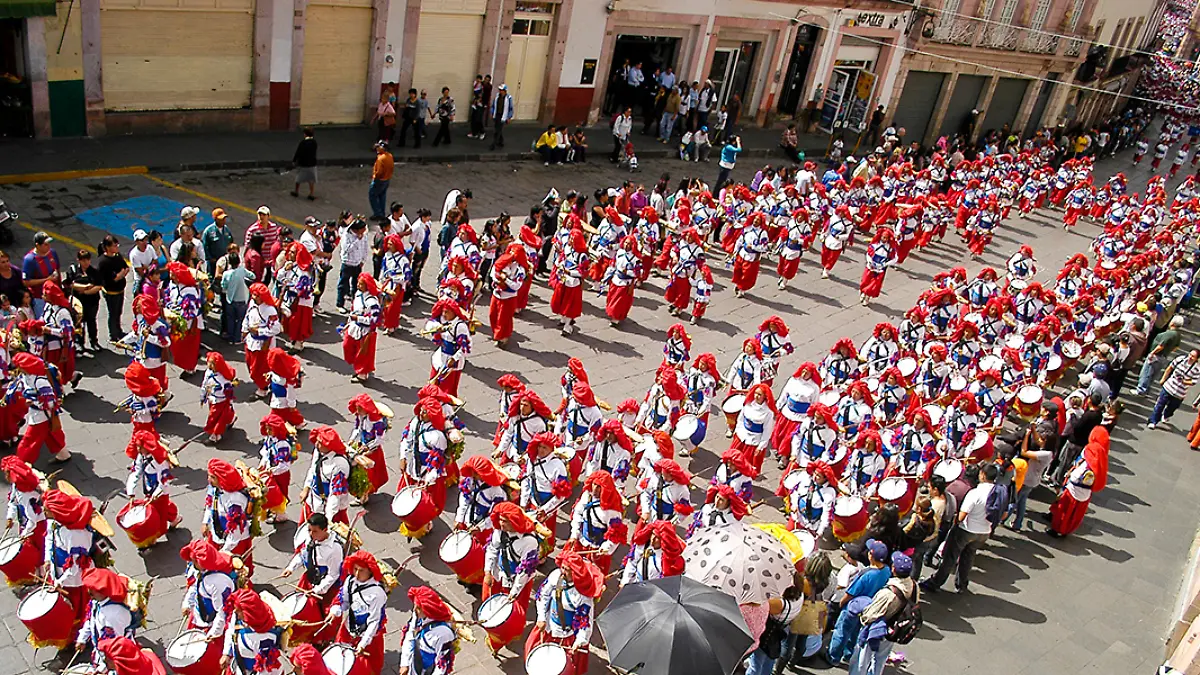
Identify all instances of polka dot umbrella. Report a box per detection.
[683,522,795,605]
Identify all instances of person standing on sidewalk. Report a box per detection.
[716,135,742,190]
[610,107,632,162]
[659,86,681,143]
[489,84,514,150]
[368,142,394,222]
[245,206,281,285]
[1135,315,1185,395]
[64,249,101,352]
[432,87,456,147]
[398,88,421,148]
[201,209,234,278]
[921,463,996,595]
[220,253,255,343]
[22,232,60,318]
[1149,349,1200,429]
[336,218,370,312]
[290,128,319,200]
[94,235,128,345]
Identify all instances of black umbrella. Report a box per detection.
[597,575,754,675]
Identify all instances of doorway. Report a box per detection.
[0,19,32,138]
[506,11,553,120]
[604,35,680,115]
[709,48,738,106]
[709,41,760,108]
[779,26,819,115]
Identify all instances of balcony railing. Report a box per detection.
[1065,38,1084,56]
[981,24,1021,50]
[1020,31,1059,53]
[931,18,979,45]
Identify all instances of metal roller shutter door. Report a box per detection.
[412,12,484,100]
[300,1,373,125]
[938,74,986,138]
[100,0,254,111]
[890,71,945,145]
[981,78,1029,133]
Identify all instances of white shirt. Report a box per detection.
[170,237,206,263]
[535,569,595,647]
[203,488,251,553]
[183,569,236,637]
[128,245,157,275]
[330,577,388,651]
[242,302,281,352]
[398,614,456,675]
[485,530,540,592]
[959,483,994,534]
[222,624,283,675]
[304,452,351,520]
[45,523,93,587]
[6,486,44,537]
[286,529,345,595]
[339,229,371,266]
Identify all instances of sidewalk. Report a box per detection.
[0,121,835,180]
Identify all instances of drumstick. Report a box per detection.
[174,430,211,455]
[63,647,83,672]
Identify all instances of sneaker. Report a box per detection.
[1147,422,1157,429]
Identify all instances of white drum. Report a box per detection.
[896,357,918,379]
[478,594,514,629]
[1004,334,1025,351]
[864,377,880,393]
[948,374,968,393]
[721,394,746,417]
[526,643,571,675]
[796,530,817,559]
[322,644,358,675]
[1008,278,1028,291]
[922,404,945,428]
[119,504,149,530]
[781,469,810,494]
[977,355,1003,374]
[501,463,523,481]
[1045,354,1063,372]
[439,530,475,565]
[967,430,990,454]
[390,487,422,518]
[166,629,212,669]
[279,592,309,622]
[17,587,60,622]
[877,477,909,501]
[0,536,23,565]
[933,458,963,483]
[673,414,701,443]
[62,667,93,675]
[1062,342,1083,359]
[818,389,841,407]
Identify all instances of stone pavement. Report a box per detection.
[0,148,1194,675]
[0,122,832,178]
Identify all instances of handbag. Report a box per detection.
[789,599,827,636]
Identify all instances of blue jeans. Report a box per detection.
[336,264,362,309]
[224,300,247,342]
[828,607,861,663]
[1137,356,1166,394]
[849,638,894,675]
[31,298,45,318]
[1151,389,1184,425]
[1010,484,1033,531]
[745,637,785,675]
[659,112,677,140]
[368,179,390,218]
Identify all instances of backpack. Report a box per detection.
[757,607,789,659]
[984,483,1009,527]
[884,584,922,644]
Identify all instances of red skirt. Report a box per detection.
[777,256,801,280]
[0,395,25,442]
[729,436,766,475]
[431,367,462,397]
[664,276,691,309]
[587,257,612,282]
[204,400,235,436]
[516,276,534,311]
[342,331,377,376]
[273,406,305,428]
[1049,490,1089,536]
[692,299,708,318]
[263,472,290,513]
[732,257,760,291]
[489,295,517,341]
[287,305,314,342]
[550,283,584,319]
[606,283,635,322]
[769,415,802,458]
[172,328,201,372]
[381,293,404,331]
[245,347,270,390]
[897,238,917,264]
[45,346,76,385]
[820,245,843,270]
[968,232,991,255]
[860,268,886,298]
[366,446,388,494]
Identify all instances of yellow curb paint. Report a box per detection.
[0,166,149,185]
[143,175,303,229]
[14,219,98,253]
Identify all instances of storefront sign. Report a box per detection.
[855,12,886,27]
[581,59,597,85]
[844,71,876,133]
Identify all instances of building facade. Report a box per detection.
[1067,0,1165,126]
[886,0,1098,147]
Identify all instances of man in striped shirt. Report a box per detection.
[1149,348,1200,429]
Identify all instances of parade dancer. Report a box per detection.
[564,470,627,572]
[606,235,641,327]
[691,262,714,325]
[860,227,898,306]
[724,338,763,399]
[489,243,528,347]
[550,228,589,336]
[776,208,815,289]
[349,393,390,500]
[130,294,172,391]
[40,280,80,389]
[8,353,67,463]
[257,412,295,523]
[300,426,351,524]
[341,273,381,382]
[267,347,305,428]
[663,322,692,369]
[165,263,203,375]
[755,316,794,387]
[663,228,704,316]
[120,429,179,548]
[279,242,316,349]
[201,352,237,443]
[820,205,854,279]
[379,235,411,334]
[243,283,281,398]
[425,299,472,396]
[730,212,769,297]
[396,398,450,539]
[0,456,44,586]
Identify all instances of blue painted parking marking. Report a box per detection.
[76,195,212,240]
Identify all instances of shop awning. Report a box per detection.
[0,0,57,19]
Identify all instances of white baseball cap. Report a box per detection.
[257,206,271,215]
[180,205,200,219]
[133,229,148,241]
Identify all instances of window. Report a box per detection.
[512,18,551,35]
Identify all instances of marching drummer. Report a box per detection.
[39,280,81,390]
[779,460,838,535]
[165,262,204,376]
[201,352,237,444]
[203,459,254,567]
[890,408,939,477]
[120,361,165,441]
[708,447,757,504]
[242,283,282,399]
[724,338,763,401]
[638,459,694,525]
[787,402,840,469]
[754,316,794,387]
[328,551,389,675]
[258,412,296,524]
[2,456,44,585]
[8,352,69,463]
[97,636,169,675]
[221,589,285,675]
[943,393,982,456]
[493,374,526,448]
[844,429,887,497]
[916,343,952,400]
[483,502,541,608]
[42,489,101,632]
[520,432,572,550]
[426,299,472,395]
[635,364,685,434]
[565,471,627,573]
[820,338,857,389]
[873,366,911,426]
[1006,244,1037,286]
[129,294,172,392]
[833,380,874,442]
[662,323,693,370]
[526,550,604,675]
[681,353,720,451]
[689,483,749,536]
[349,394,391,500]
[283,513,345,606]
[970,369,1009,428]
[342,273,382,383]
[559,358,590,409]
[301,426,352,525]
[76,569,138,670]
[999,346,1028,387]
[399,586,458,675]
[267,347,305,428]
[585,420,634,488]
[619,520,685,587]
[494,390,552,465]
[898,306,929,355]
[555,381,604,451]
[278,241,317,350]
[455,456,510,543]
[948,321,984,371]
[180,539,238,640]
[396,398,451,539]
[122,429,180,548]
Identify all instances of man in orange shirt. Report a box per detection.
[368,141,394,221]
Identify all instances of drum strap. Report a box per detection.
[304,541,322,585]
[553,577,570,629]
